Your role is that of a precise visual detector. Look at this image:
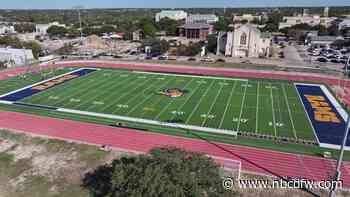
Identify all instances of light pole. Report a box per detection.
[329,57,350,197]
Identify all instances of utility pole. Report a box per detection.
[73,6,84,58]
[329,57,350,197]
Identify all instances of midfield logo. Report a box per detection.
[158,88,186,98]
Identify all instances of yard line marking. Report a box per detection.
[133,71,248,81]
[153,78,194,120]
[270,82,277,137]
[169,81,204,120]
[236,81,248,132]
[74,73,134,109]
[102,77,155,112]
[185,80,215,124]
[201,82,225,127]
[219,81,237,129]
[255,82,259,133]
[282,84,297,139]
[125,78,175,116]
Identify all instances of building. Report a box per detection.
[233,14,262,23]
[155,10,188,22]
[306,36,343,47]
[279,15,337,29]
[338,19,350,30]
[324,7,330,17]
[217,24,272,58]
[0,25,15,34]
[186,14,218,24]
[0,48,35,67]
[35,21,66,35]
[178,23,213,41]
[132,29,144,41]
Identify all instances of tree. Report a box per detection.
[23,41,42,59]
[158,17,178,35]
[207,34,217,53]
[47,25,68,37]
[82,147,235,197]
[214,17,229,32]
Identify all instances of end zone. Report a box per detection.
[295,83,350,150]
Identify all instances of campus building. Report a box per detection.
[186,14,218,24]
[178,23,213,41]
[217,24,272,58]
[155,10,188,22]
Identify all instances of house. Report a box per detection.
[35,21,66,35]
[155,10,187,22]
[0,48,35,67]
[178,23,213,41]
[217,24,272,58]
[186,14,218,24]
[132,29,144,41]
[0,25,15,34]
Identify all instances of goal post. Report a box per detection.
[209,155,242,181]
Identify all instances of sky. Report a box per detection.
[1,0,349,9]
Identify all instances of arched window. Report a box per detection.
[240,33,247,45]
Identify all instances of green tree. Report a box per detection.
[83,147,235,197]
[207,34,217,53]
[214,17,229,32]
[23,41,42,59]
[158,17,178,35]
[47,25,68,37]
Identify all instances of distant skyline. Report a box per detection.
[1,0,349,9]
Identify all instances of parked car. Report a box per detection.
[187,57,196,61]
[216,58,226,62]
[145,56,152,60]
[317,57,328,62]
[200,57,215,62]
[330,59,339,63]
[168,56,177,60]
[158,55,168,60]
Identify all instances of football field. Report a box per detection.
[3,67,317,141]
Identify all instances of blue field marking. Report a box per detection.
[295,84,350,150]
[0,68,98,102]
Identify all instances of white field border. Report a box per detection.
[133,71,248,81]
[57,108,238,137]
[0,67,100,99]
[294,82,350,150]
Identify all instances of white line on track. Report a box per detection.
[185,80,215,124]
[282,84,297,139]
[219,81,237,129]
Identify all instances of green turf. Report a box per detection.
[17,68,314,141]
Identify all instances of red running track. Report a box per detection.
[0,111,349,188]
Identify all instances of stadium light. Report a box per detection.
[73,6,84,45]
[329,57,350,197]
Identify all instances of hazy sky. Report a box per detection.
[1,0,348,9]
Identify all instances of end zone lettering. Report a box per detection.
[32,74,78,91]
[305,95,341,124]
